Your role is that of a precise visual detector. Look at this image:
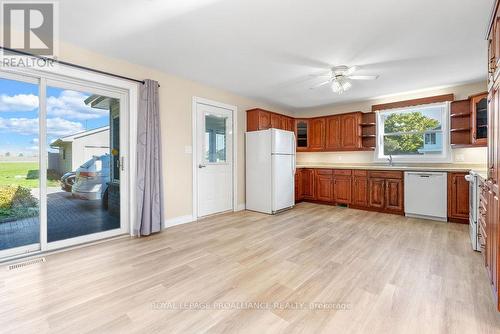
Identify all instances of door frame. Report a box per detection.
[0,64,138,261]
[192,96,237,219]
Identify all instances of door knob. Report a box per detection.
[198,164,207,168]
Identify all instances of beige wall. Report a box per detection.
[58,42,292,220]
[294,81,488,165]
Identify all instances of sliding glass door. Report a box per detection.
[0,72,129,259]
[0,75,41,257]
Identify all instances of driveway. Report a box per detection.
[0,189,120,250]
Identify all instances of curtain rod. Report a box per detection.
[0,46,160,87]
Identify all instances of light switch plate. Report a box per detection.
[185,146,192,154]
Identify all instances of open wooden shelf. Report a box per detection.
[360,112,376,150]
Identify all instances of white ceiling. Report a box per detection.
[59,0,494,110]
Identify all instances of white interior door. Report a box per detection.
[196,102,233,217]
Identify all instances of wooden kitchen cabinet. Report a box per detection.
[333,171,352,204]
[385,179,404,212]
[308,118,326,151]
[447,172,470,223]
[301,168,315,200]
[271,113,281,129]
[471,92,488,146]
[246,108,271,131]
[369,178,385,209]
[367,171,404,214]
[352,171,369,207]
[247,109,366,152]
[315,169,333,202]
[295,169,303,203]
[296,119,309,151]
[325,115,341,150]
[281,116,294,132]
[341,113,362,149]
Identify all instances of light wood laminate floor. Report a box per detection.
[2,202,500,334]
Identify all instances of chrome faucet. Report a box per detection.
[387,154,393,166]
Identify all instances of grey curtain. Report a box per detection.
[135,79,164,236]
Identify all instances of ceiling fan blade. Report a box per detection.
[308,70,331,78]
[348,75,379,80]
[345,66,358,75]
[310,80,331,89]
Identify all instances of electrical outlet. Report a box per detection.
[455,154,465,162]
[185,146,192,154]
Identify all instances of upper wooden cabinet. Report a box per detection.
[247,109,366,152]
[247,108,294,132]
[270,113,281,129]
[471,93,488,146]
[340,113,362,149]
[247,108,271,131]
[450,92,488,147]
[296,119,309,151]
[325,116,341,150]
[308,118,326,151]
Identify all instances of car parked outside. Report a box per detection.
[71,154,111,200]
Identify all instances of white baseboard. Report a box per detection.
[164,215,196,229]
[236,203,246,211]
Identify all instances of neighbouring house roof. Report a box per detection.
[50,126,109,148]
[84,94,118,110]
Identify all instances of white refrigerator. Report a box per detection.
[246,129,296,214]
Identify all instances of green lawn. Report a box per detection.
[0,162,60,188]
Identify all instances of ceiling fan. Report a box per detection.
[310,65,379,94]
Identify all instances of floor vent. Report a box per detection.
[7,257,46,270]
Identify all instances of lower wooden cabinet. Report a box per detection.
[485,181,499,303]
[368,178,385,209]
[385,179,404,212]
[295,169,303,202]
[447,172,470,223]
[301,169,315,200]
[315,169,333,202]
[294,169,466,219]
[333,174,352,204]
[352,175,369,207]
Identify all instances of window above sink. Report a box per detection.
[374,102,451,163]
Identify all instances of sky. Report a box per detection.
[0,78,111,156]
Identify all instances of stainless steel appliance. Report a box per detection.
[465,171,480,251]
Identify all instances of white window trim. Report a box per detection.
[374,102,452,163]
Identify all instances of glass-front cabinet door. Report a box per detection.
[472,93,488,146]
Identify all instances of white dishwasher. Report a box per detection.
[404,172,448,221]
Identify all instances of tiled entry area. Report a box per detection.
[0,189,120,250]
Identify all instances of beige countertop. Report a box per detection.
[295,163,487,174]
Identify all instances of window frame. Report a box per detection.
[374,102,451,163]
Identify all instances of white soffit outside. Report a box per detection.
[60,0,493,109]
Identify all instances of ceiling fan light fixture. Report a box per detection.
[331,78,352,94]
